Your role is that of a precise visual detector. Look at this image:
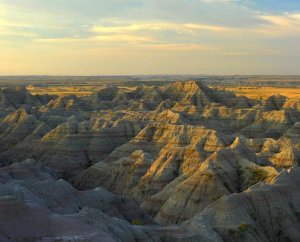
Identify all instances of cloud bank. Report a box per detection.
[0,0,299,75]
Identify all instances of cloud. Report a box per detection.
[0,1,300,74]
[90,22,169,33]
[35,35,155,44]
[31,19,236,48]
[136,43,219,51]
[257,12,300,36]
[91,21,234,35]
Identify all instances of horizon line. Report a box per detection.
[1,74,300,77]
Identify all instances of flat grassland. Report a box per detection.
[27,85,135,97]
[223,86,300,100]
[27,85,99,97]
[27,84,300,100]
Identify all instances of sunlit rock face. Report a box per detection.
[0,81,299,241]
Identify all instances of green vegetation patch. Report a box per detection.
[249,168,268,184]
[131,219,143,225]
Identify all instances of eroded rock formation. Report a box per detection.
[0,80,299,241]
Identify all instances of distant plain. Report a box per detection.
[21,75,300,100]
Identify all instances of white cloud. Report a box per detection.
[257,12,300,36]
[90,21,234,34]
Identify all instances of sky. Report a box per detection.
[0,0,300,75]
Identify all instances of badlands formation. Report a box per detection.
[0,80,299,241]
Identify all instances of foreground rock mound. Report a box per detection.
[0,159,202,241]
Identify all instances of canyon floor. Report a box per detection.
[0,77,299,242]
